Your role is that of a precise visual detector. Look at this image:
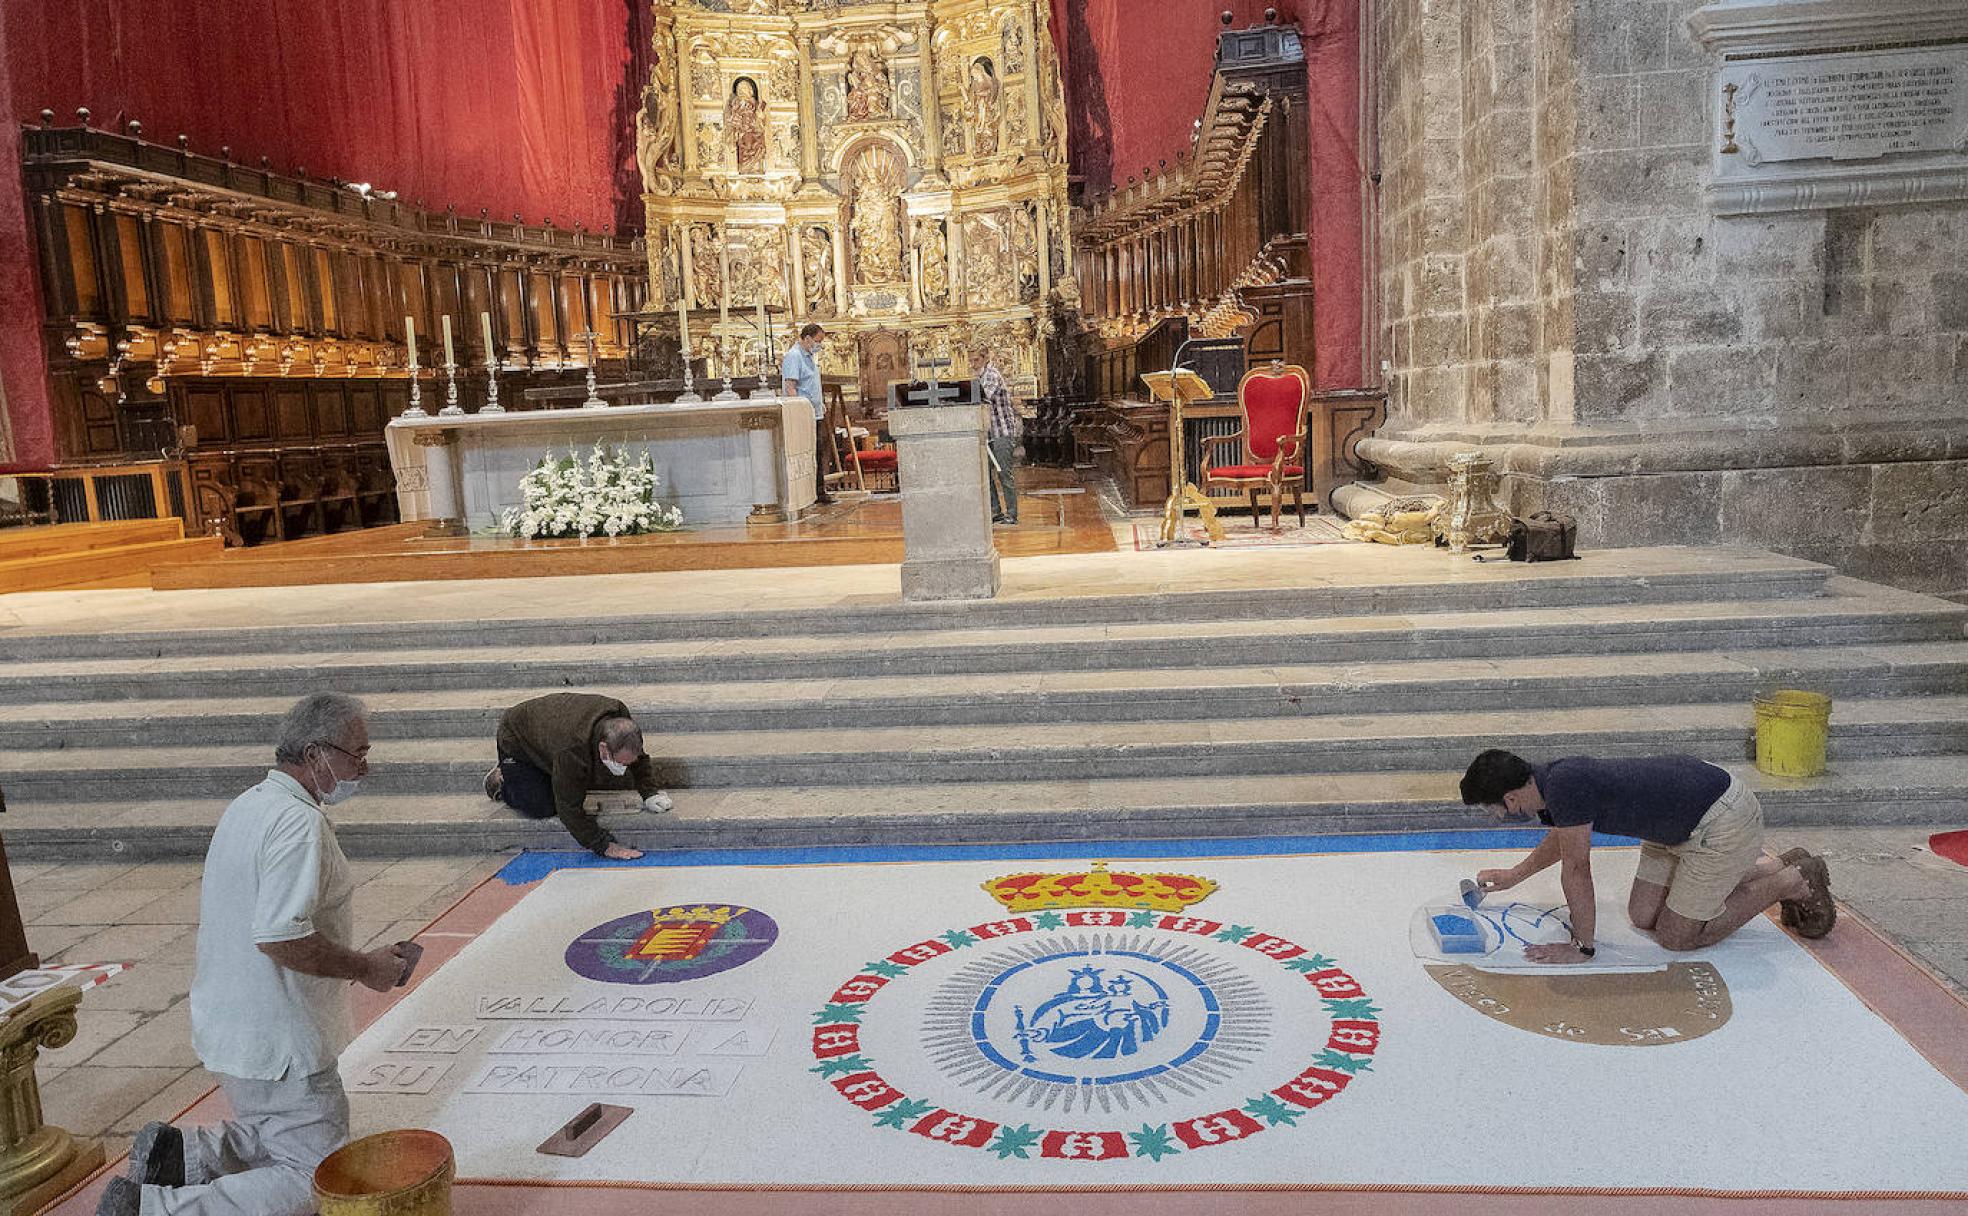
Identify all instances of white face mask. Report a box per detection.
[600,752,629,777]
[310,752,362,806]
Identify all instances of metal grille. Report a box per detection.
[51,480,88,525]
[95,473,160,520]
[1186,416,1246,500]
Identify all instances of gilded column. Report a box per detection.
[676,220,695,310]
[1035,202,1052,298]
[788,224,806,318]
[946,215,965,309]
[797,32,821,183]
[1020,9,1043,156]
[676,25,699,176]
[918,19,945,179]
[831,224,849,314]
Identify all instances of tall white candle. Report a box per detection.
[677,294,691,358]
[404,316,418,368]
[480,311,496,365]
[755,298,768,365]
[440,314,454,367]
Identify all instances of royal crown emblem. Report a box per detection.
[981,862,1217,914]
[628,905,741,963]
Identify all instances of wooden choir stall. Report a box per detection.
[1068,14,1384,521]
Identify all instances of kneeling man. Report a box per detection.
[485,692,671,861]
[1459,750,1835,963]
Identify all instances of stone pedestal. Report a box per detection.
[890,401,1000,601]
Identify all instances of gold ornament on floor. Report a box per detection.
[0,984,103,1214]
[1341,495,1446,545]
[1435,450,1513,553]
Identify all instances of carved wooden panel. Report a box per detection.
[185,387,229,446]
[273,387,312,440]
[312,385,352,437]
[232,388,271,441]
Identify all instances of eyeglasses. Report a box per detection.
[317,741,371,764]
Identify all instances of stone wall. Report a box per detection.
[1360,0,1968,597]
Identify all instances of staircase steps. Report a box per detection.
[0,550,1962,857]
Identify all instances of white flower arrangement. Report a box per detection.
[498,443,685,540]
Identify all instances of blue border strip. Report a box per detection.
[494,829,1638,886]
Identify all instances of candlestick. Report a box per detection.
[674,302,702,404]
[478,311,504,412]
[713,334,739,401]
[401,315,426,417]
[580,330,606,409]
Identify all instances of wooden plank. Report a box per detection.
[0,519,184,562]
[0,534,221,595]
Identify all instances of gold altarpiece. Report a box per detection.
[636,0,1073,400]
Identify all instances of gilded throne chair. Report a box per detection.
[1200,362,1311,529]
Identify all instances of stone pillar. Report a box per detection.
[741,409,786,524]
[890,399,999,601]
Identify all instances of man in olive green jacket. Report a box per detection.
[484,693,672,860]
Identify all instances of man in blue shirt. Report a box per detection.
[780,323,833,505]
[1460,749,1835,963]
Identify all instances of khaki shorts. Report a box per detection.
[1633,776,1765,922]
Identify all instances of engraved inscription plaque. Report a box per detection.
[1693,3,1968,214]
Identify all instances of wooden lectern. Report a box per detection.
[1140,369,1225,546]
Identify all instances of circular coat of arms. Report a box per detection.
[566,903,778,984]
[810,866,1380,1163]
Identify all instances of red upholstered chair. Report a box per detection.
[1201,362,1310,529]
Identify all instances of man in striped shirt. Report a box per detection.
[979,353,1019,525]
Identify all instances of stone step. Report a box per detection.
[7,756,1964,859]
[0,587,1960,704]
[3,640,1965,745]
[6,696,1965,801]
[0,552,1837,661]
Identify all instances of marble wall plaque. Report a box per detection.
[1693,3,1968,214]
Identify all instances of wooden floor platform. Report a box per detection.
[0,519,224,594]
[149,472,1116,589]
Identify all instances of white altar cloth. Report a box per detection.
[386,397,817,530]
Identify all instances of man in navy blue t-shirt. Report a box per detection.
[1459,750,1835,963]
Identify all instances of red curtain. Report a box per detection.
[5,0,631,230]
[1055,0,1367,389]
[1,0,633,464]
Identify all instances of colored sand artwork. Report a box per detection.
[333,848,1968,1196]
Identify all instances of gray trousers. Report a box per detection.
[143,1067,349,1216]
[988,434,1018,522]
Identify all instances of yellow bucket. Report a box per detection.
[313,1129,454,1216]
[1753,690,1832,778]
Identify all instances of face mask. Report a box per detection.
[600,753,628,777]
[310,753,362,806]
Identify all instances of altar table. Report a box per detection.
[386,397,818,531]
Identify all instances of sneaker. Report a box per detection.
[483,765,504,802]
[96,1177,139,1216]
[128,1120,185,1188]
[1775,847,1811,928]
[642,790,675,815]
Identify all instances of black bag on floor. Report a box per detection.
[1507,512,1579,562]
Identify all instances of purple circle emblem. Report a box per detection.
[565,904,778,985]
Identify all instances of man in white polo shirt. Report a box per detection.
[99,693,409,1216]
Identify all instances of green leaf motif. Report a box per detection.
[1128,1123,1183,1161]
[1033,911,1066,930]
[1314,1048,1373,1075]
[1283,953,1338,973]
[1243,1095,1305,1127]
[813,1003,865,1025]
[940,929,979,949]
[864,960,909,978]
[872,1097,936,1129]
[987,1123,1044,1160]
[1126,911,1158,928]
[810,1054,873,1079]
[1323,998,1382,1020]
[1213,924,1255,943]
